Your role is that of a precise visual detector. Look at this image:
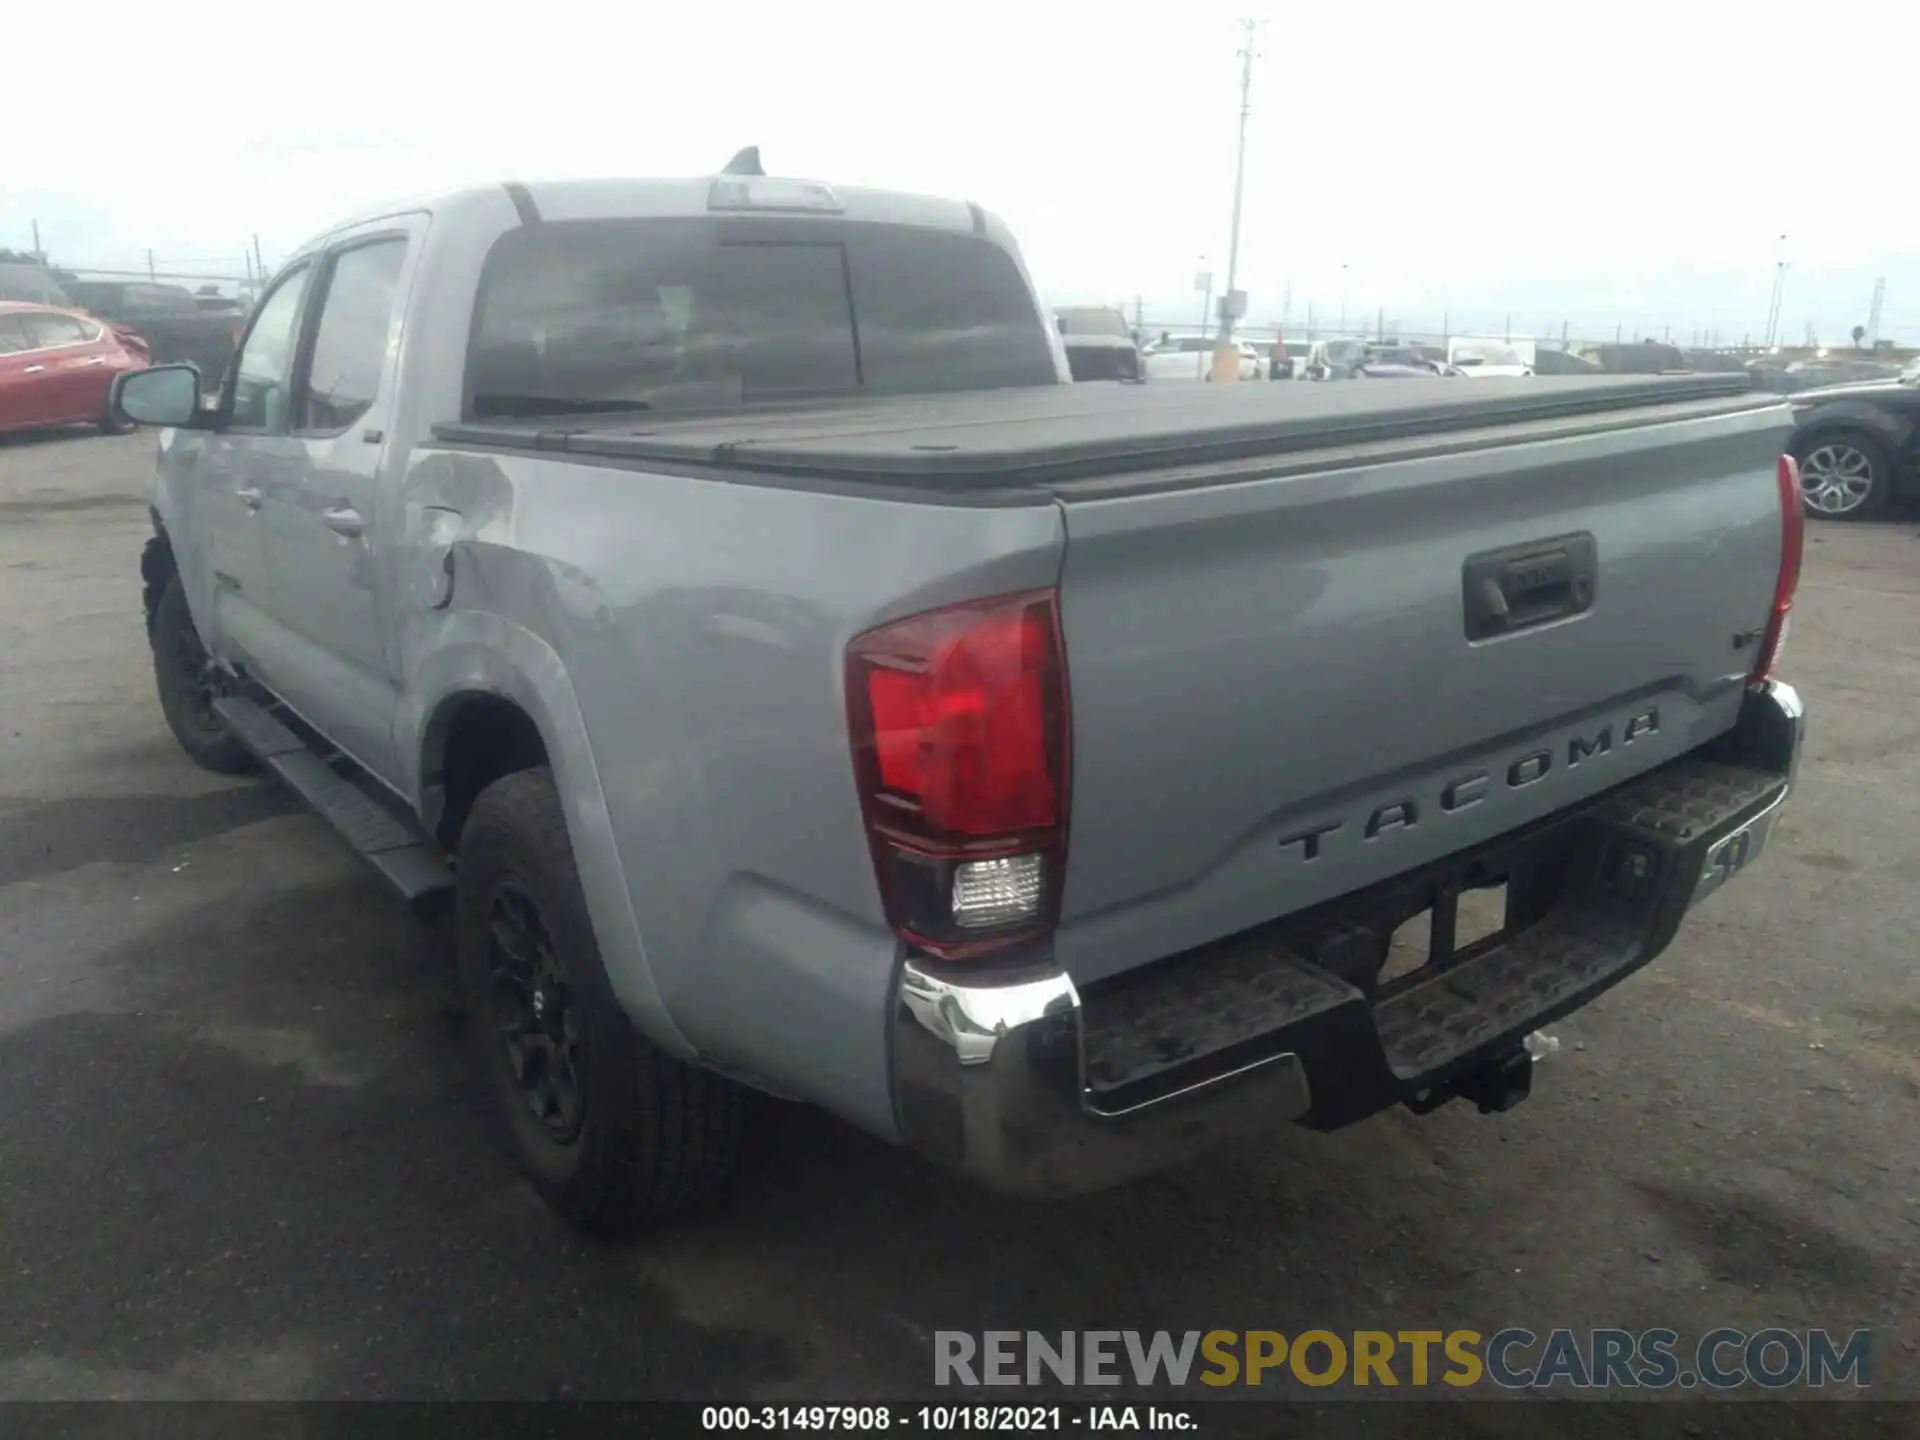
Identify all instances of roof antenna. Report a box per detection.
[722,146,765,176]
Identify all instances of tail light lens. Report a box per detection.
[1750,453,1805,684]
[846,589,1070,961]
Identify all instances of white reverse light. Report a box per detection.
[951,854,1045,931]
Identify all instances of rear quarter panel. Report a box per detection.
[393,448,1065,1136]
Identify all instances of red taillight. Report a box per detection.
[1751,453,1805,684]
[846,589,1070,960]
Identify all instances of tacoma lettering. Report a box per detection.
[1441,772,1489,812]
[1508,750,1552,787]
[1568,726,1612,765]
[1278,820,1342,860]
[1365,800,1418,839]
[1624,707,1659,742]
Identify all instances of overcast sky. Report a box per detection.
[7,1,1916,344]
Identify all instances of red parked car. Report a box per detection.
[0,301,150,436]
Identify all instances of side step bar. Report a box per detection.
[213,695,454,914]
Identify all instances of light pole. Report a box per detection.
[1339,264,1349,333]
[1218,17,1259,346]
[1763,233,1787,348]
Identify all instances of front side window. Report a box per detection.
[299,238,407,433]
[229,265,312,431]
[467,217,1055,420]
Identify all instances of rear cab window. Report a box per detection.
[465,218,1057,420]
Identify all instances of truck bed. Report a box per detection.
[434,374,1772,495]
[435,371,1793,990]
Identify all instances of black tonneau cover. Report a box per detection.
[434,374,1772,489]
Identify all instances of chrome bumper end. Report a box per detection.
[890,962,1311,1198]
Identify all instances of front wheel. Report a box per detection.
[455,768,748,1235]
[1794,431,1894,520]
[150,575,251,773]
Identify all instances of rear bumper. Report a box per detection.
[889,680,1804,1197]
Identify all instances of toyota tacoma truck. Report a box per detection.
[114,162,1807,1234]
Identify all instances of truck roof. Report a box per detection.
[299,173,1004,258]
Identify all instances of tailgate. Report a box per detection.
[1051,398,1791,985]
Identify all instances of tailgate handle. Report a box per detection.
[1463,532,1597,641]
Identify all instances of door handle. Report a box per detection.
[22,365,45,374]
[323,505,365,539]
[235,485,264,509]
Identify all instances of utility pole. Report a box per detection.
[253,234,266,288]
[1340,264,1349,333]
[146,248,156,280]
[1281,276,1292,329]
[1218,17,1259,348]
[1866,276,1886,348]
[1133,294,1144,333]
[31,220,41,260]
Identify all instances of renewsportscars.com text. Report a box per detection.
[935,1328,1872,1391]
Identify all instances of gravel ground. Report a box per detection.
[0,426,1914,1422]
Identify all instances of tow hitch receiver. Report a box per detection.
[1454,1046,1535,1114]
[1405,1043,1536,1116]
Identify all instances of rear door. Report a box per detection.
[21,311,113,422]
[256,222,418,782]
[1048,401,1789,984]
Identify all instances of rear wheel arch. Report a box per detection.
[424,691,552,850]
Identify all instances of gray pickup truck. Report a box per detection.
[114,165,1807,1235]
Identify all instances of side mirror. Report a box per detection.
[113,364,204,428]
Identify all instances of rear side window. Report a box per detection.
[466,217,1055,420]
[299,238,407,433]
[0,316,31,353]
[25,313,87,347]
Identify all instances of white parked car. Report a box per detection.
[1143,334,1267,381]
[1447,339,1534,378]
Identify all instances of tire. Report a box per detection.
[454,768,747,1235]
[100,389,137,436]
[150,575,252,774]
[1793,429,1894,521]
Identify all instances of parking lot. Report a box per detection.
[1,428,1915,1409]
